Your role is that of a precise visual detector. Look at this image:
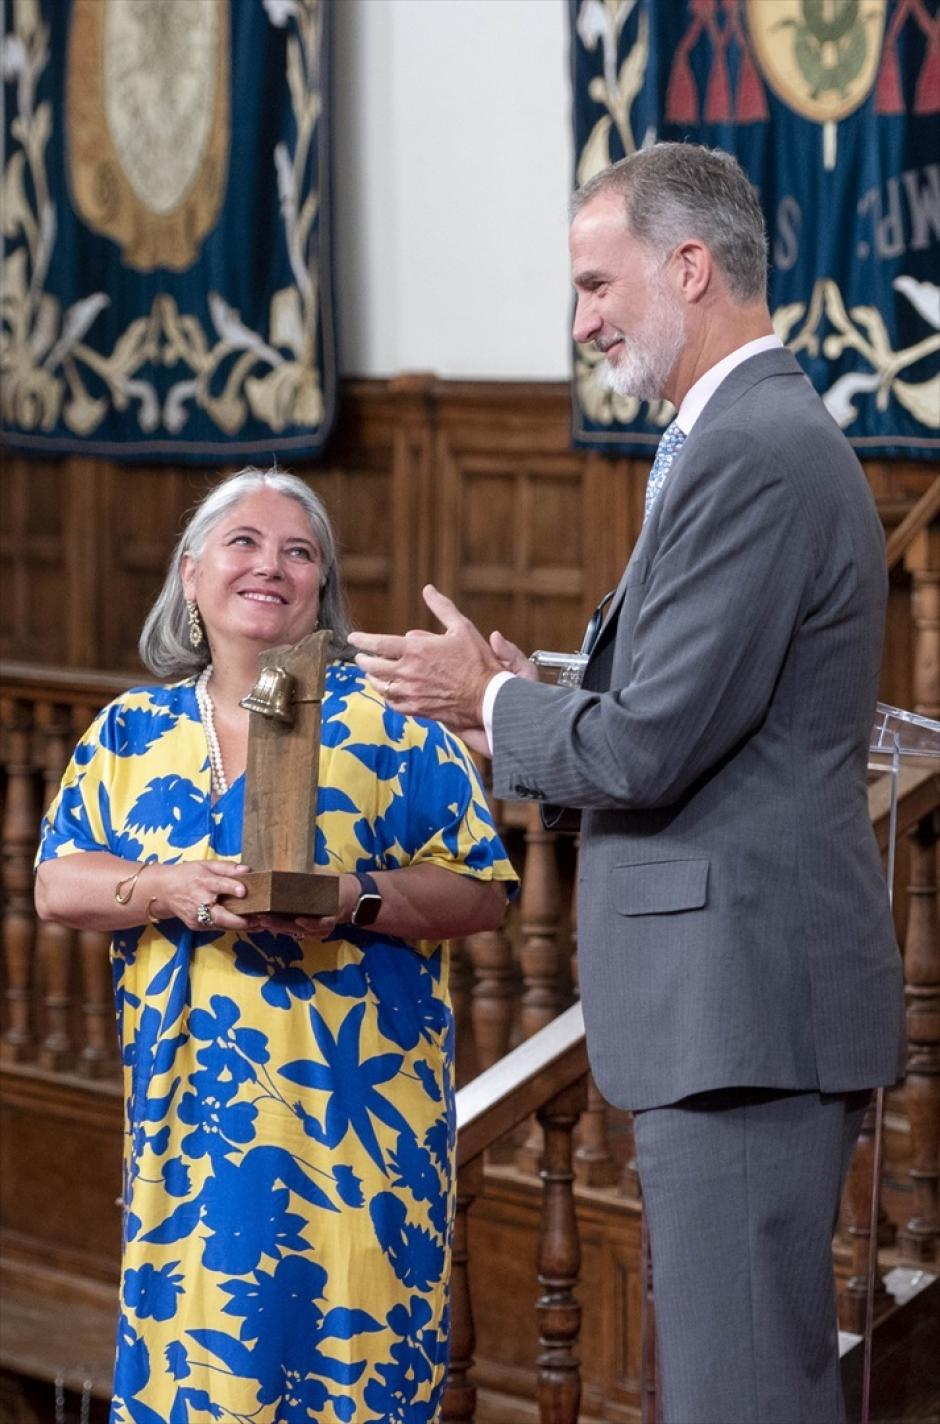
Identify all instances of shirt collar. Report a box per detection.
[675,334,783,436]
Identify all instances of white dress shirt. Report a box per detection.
[480,334,784,752]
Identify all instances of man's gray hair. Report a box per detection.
[138,467,354,679]
[571,142,768,303]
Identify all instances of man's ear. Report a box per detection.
[671,238,712,304]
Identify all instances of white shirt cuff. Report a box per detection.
[482,672,517,755]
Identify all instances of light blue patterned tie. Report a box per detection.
[644,420,687,522]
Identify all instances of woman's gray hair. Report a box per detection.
[139,468,354,679]
[570,142,768,303]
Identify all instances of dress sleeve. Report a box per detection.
[36,699,144,866]
[396,718,518,891]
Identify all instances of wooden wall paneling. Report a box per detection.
[96,466,206,673]
[314,386,405,636]
[0,459,88,668]
[62,459,106,669]
[431,384,582,656]
[389,376,438,635]
[582,449,642,614]
[437,454,586,656]
[0,1072,122,1287]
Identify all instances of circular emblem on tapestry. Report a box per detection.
[746,0,887,123]
[66,0,230,272]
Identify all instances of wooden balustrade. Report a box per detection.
[569,859,620,1191]
[0,665,132,1077]
[897,807,940,1264]
[535,1079,587,1422]
[446,1004,589,1423]
[1,695,39,1064]
[517,805,570,1175]
[464,922,518,1075]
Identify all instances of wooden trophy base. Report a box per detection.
[222,871,340,917]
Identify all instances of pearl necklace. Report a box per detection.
[195,665,229,798]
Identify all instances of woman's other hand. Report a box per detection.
[146,860,252,933]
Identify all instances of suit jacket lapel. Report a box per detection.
[581,349,806,682]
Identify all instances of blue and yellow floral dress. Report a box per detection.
[38,661,517,1424]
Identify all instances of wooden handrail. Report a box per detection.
[884,476,940,571]
[868,761,940,851]
[456,1002,587,1167]
[0,661,139,701]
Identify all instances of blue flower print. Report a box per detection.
[370,1192,446,1293]
[112,1313,156,1417]
[125,1261,185,1322]
[142,1146,337,1275]
[279,1001,410,1170]
[128,775,210,848]
[168,1386,222,1422]
[333,1164,364,1207]
[389,1130,447,1235]
[178,1074,258,1160]
[232,933,316,1009]
[98,783,145,862]
[188,994,269,1085]
[414,1060,442,1102]
[190,1253,381,1419]
[363,1296,447,1423]
[162,1158,191,1198]
[320,945,447,1053]
[164,1341,190,1381]
[100,704,175,758]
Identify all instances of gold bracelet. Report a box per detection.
[146,896,161,925]
[114,862,150,905]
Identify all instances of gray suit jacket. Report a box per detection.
[492,349,906,1111]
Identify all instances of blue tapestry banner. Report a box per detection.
[1,0,336,461]
[569,0,939,460]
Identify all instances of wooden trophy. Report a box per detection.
[220,628,339,917]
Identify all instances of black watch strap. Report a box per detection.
[351,870,382,926]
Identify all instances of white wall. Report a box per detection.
[332,0,573,379]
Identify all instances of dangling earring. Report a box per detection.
[187,601,204,648]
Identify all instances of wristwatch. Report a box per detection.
[350,870,383,927]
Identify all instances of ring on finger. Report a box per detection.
[196,902,214,928]
[384,677,395,699]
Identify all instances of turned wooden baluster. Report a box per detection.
[837,1098,891,1331]
[35,700,77,1071]
[450,937,479,1089]
[518,804,566,1038]
[465,920,517,1073]
[898,809,940,1264]
[905,523,939,722]
[517,805,568,1173]
[65,696,115,1077]
[535,1078,587,1423]
[569,846,619,1189]
[1,695,40,1062]
[78,928,116,1078]
[443,1157,484,1423]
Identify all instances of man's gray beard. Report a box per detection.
[602,282,686,402]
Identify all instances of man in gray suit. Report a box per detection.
[350,143,905,1423]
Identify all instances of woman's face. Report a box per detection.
[181,489,324,658]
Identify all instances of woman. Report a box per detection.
[35,468,517,1423]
